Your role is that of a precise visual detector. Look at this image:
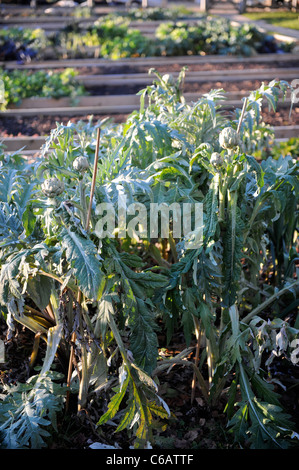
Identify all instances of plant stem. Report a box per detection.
[169,232,178,263]
[29,332,42,369]
[237,97,248,134]
[86,128,101,231]
[79,175,88,229]
[219,177,227,222]
[66,128,101,412]
[77,304,89,411]
[191,316,201,403]
[206,338,213,389]
[46,301,56,323]
[242,278,299,324]
[24,304,54,325]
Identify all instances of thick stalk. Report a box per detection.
[79,175,88,229]
[191,316,201,403]
[206,336,218,390]
[220,189,238,331]
[219,306,227,336]
[77,302,89,411]
[168,232,178,263]
[206,339,213,388]
[46,301,56,323]
[77,128,101,411]
[237,97,248,134]
[66,128,101,413]
[29,332,42,369]
[218,177,227,222]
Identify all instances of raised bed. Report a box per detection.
[0,4,127,16]
[1,64,295,117]
[74,67,299,87]
[1,12,297,64]
[1,90,294,116]
[2,52,299,71]
[2,61,298,104]
[1,57,296,115]
[0,18,202,32]
[1,39,298,151]
[10,41,298,61]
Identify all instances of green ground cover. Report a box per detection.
[244,11,299,31]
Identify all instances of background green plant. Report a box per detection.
[0,68,86,110]
[1,15,293,61]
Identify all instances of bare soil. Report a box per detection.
[74,59,299,76]
[1,314,298,450]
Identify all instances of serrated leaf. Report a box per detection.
[60,227,103,300]
[109,245,166,373]
[116,398,136,432]
[98,375,130,426]
[148,402,170,420]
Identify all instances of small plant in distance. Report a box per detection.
[0,68,86,110]
[0,27,48,62]
[0,16,292,62]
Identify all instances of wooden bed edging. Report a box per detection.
[1,52,299,70]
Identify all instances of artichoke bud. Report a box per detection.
[198,142,213,153]
[73,156,89,173]
[219,127,240,150]
[210,152,223,168]
[41,177,65,198]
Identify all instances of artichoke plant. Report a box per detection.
[219,126,240,150]
[210,152,223,168]
[0,73,297,451]
[73,156,89,173]
[41,177,65,198]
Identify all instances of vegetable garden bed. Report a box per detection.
[1,58,298,111]
[0,4,299,452]
[0,15,296,63]
[1,57,298,145]
[0,72,298,450]
[3,51,298,71]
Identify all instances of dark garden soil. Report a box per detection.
[84,79,269,96]
[1,313,298,450]
[69,59,299,76]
